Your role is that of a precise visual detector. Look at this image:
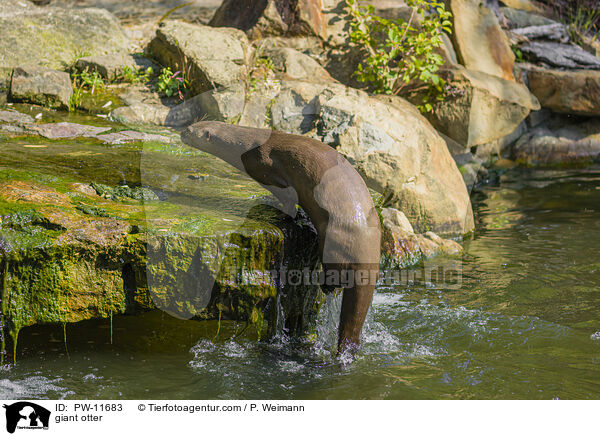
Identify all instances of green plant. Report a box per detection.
[345,0,452,112]
[64,49,91,71]
[542,0,600,35]
[156,67,188,100]
[120,65,153,84]
[72,70,105,94]
[68,87,83,112]
[247,44,280,96]
[512,45,524,63]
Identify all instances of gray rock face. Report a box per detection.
[511,23,569,43]
[147,20,250,95]
[521,41,600,70]
[9,66,73,109]
[500,6,557,29]
[75,54,157,81]
[513,119,600,165]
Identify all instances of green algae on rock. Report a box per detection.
[0,134,325,360]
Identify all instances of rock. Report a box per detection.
[263,47,332,82]
[499,0,545,13]
[0,109,34,125]
[381,211,463,266]
[0,133,324,334]
[269,80,329,134]
[0,2,129,72]
[520,42,600,70]
[458,161,488,190]
[9,67,72,109]
[513,119,600,165]
[30,122,111,139]
[75,54,157,81]
[527,108,552,127]
[110,84,247,127]
[446,0,516,81]
[147,20,250,95]
[474,121,527,160]
[452,152,488,189]
[110,103,171,126]
[317,88,474,235]
[209,0,327,40]
[191,84,247,123]
[500,6,557,28]
[95,130,172,145]
[511,23,569,43]
[380,225,422,265]
[381,207,414,234]
[523,65,600,116]
[423,68,539,147]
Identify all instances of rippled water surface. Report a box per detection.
[1,167,599,399]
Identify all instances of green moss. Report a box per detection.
[91,182,159,202]
[0,130,327,343]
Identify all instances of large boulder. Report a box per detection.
[147,21,251,95]
[0,0,129,82]
[9,66,72,109]
[209,0,327,40]
[316,88,474,235]
[446,0,516,81]
[522,65,600,116]
[513,119,600,165]
[423,68,539,147]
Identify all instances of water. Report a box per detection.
[1,167,599,399]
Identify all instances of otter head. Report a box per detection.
[182,121,271,173]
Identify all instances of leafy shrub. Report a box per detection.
[345,0,453,112]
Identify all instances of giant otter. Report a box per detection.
[181,121,381,352]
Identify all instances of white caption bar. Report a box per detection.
[0,400,598,436]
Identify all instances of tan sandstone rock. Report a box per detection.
[446,0,516,81]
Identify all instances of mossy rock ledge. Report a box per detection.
[0,134,323,354]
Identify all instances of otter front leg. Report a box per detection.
[322,263,377,353]
[337,267,376,352]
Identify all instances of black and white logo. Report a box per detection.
[3,402,50,434]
